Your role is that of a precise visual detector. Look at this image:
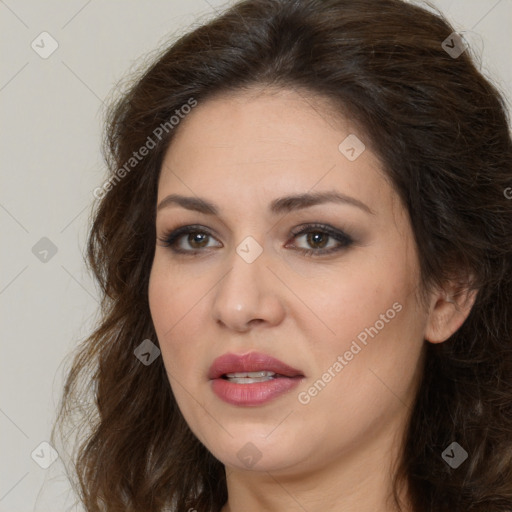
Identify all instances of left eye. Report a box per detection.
[287,224,354,256]
[158,223,354,257]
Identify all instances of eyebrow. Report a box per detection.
[156,190,375,216]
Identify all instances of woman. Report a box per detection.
[53,0,512,511]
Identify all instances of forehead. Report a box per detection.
[164,87,352,161]
[158,87,397,218]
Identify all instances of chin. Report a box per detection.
[204,430,304,474]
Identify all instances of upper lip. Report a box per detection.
[208,351,304,379]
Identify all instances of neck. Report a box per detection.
[220,413,413,512]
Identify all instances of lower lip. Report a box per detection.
[211,376,302,406]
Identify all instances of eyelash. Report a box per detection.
[157,223,354,258]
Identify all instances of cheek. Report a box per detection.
[148,262,174,335]
[148,257,219,387]
[148,256,203,330]
[295,292,425,454]
[304,258,414,348]
[148,261,196,364]
[148,261,217,445]
[303,239,425,391]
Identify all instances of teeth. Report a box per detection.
[225,371,276,378]
[226,376,275,384]
[224,371,278,384]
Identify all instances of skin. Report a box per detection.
[148,86,476,512]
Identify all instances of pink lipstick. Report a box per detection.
[208,351,304,406]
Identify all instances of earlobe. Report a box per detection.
[424,283,478,344]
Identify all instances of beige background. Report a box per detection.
[1,1,511,511]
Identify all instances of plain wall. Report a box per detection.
[1,1,511,511]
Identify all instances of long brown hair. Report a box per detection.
[53,0,512,511]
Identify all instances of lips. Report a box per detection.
[208,351,304,380]
[208,351,305,406]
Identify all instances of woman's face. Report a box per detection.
[149,87,431,475]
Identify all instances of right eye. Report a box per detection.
[157,225,222,254]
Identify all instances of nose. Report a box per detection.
[211,244,286,332]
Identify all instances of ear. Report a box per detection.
[424,278,478,344]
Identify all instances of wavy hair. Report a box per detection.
[52,0,512,511]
